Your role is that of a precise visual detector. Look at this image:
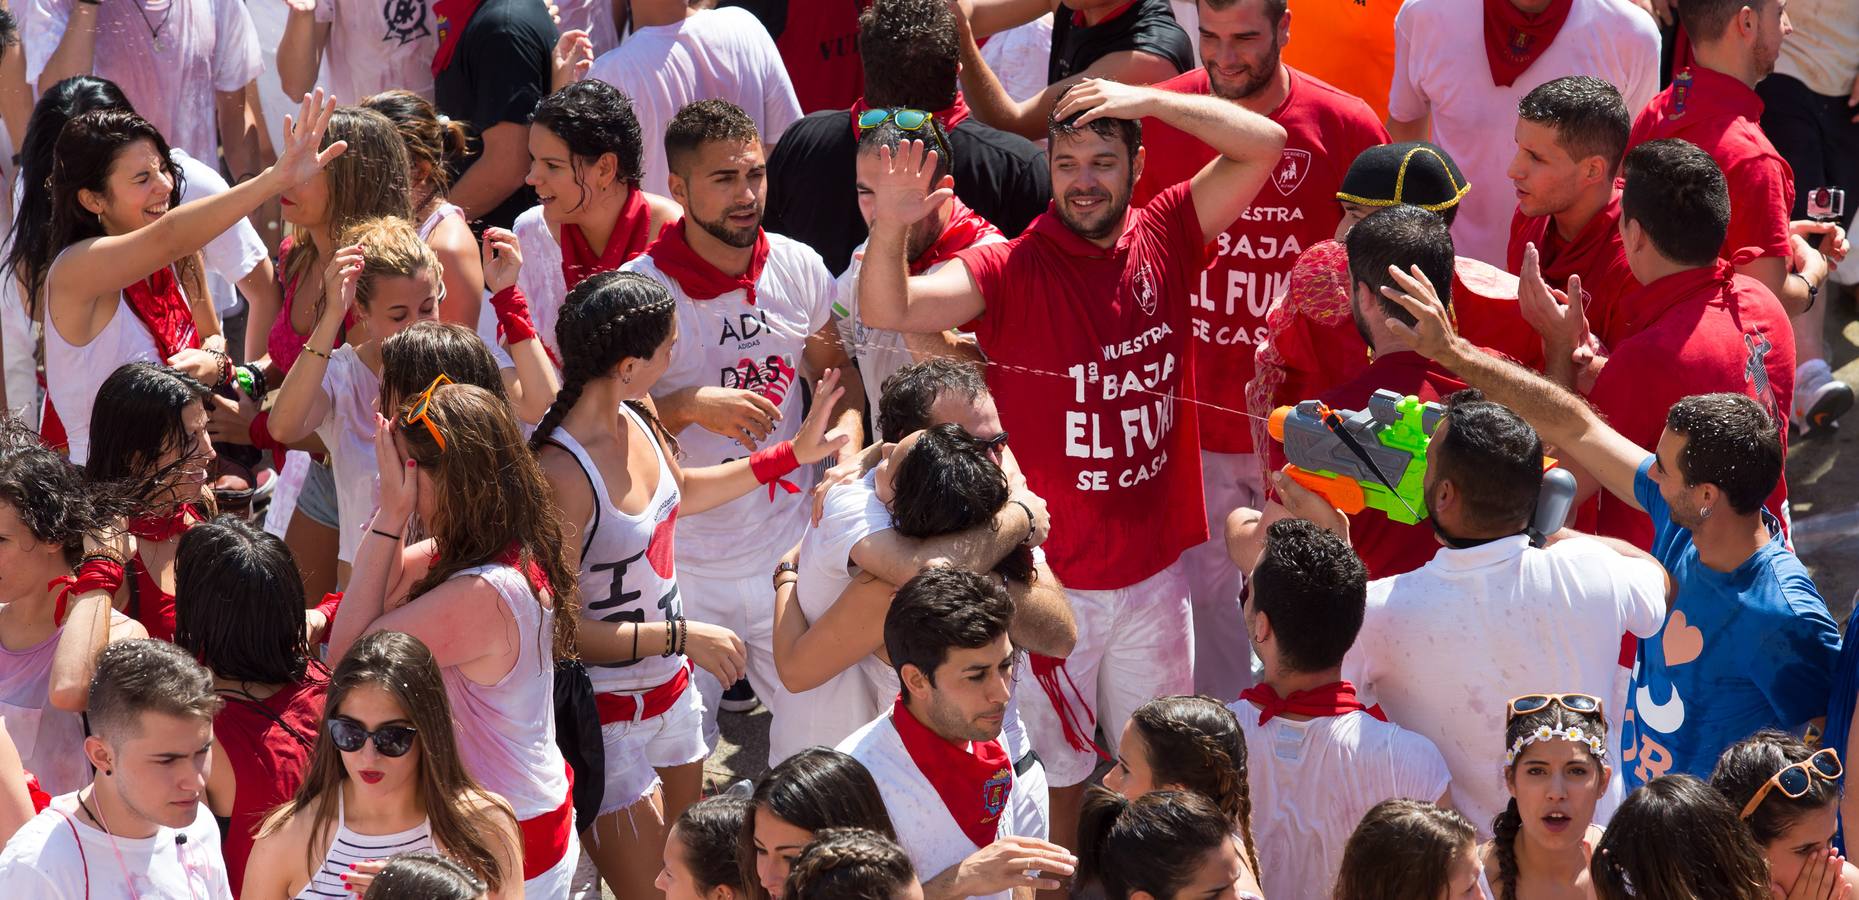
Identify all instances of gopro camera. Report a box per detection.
[1808,186,1845,223]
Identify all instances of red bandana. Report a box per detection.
[1616,253,1752,336]
[1482,0,1574,87]
[129,504,198,543]
[1071,0,1136,27]
[559,188,654,292]
[1237,681,1388,726]
[892,696,1013,850]
[122,266,199,362]
[644,220,771,305]
[848,95,972,140]
[430,0,483,75]
[494,543,551,598]
[911,200,1002,275]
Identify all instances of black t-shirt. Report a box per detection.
[434,0,556,230]
[765,112,1051,275]
[1049,0,1194,83]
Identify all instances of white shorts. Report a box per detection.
[1016,559,1196,787]
[595,678,709,816]
[1181,449,1264,699]
[526,827,580,899]
[677,568,783,754]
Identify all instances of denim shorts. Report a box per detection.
[294,459,339,528]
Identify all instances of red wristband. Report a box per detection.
[490,285,538,345]
[48,557,127,626]
[314,591,343,638]
[749,440,799,485]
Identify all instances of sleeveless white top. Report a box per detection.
[416,202,465,242]
[293,798,434,899]
[439,563,569,819]
[549,405,684,694]
[0,624,93,795]
[43,280,170,464]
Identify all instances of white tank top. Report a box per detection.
[293,797,435,899]
[417,202,465,241]
[43,278,168,465]
[548,404,684,694]
[0,627,86,795]
[439,562,569,819]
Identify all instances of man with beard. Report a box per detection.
[857,77,1285,853]
[625,99,865,742]
[1130,0,1388,700]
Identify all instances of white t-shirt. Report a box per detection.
[510,205,568,366]
[976,13,1055,103]
[172,148,269,316]
[834,231,1005,407]
[840,710,1048,900]
[1341,535,1666,837]
[26,0,263,164]
[1388,0,1658,265]
[583,8,801,198]
[0,794,233,899]
[315,345,381,563]
[1232,705,1452,900]
[312,0,437,104]
[621,233,835,578]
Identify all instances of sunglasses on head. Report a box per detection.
[1507,693,1603,720]
[401,373,453,453]
[328,717,418,758]
[857,107,951,160]
[1740,748,1842,819]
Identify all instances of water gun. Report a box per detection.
[1268,389,1578,541]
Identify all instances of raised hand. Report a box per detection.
[1052,78,1156,127]
[870,140,953,229]
[1516,243,1591,354]
[274,89,348,189]
[791,368,854,464]
[1380,263,1463,362]
[321,243,366,323]
[1792,219,1850,266]
[1269,469,1351,544]
[551,29,594,90]
[282,0,316,12]
[372,413,419,529]
[481,227,523,293]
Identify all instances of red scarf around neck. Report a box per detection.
[130,504,197,543]
[123,266,199,362]
[912,200,1002,275]
[892,696,1014,850]
[848,95,972,140]
[1237,681,1387,726]
[1483,0,1574,87]
[430,0,484,75]
[645,220,770,305]
[560,188,654,292]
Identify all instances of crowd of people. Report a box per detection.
[0,0,1850,896]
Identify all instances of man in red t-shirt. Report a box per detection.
[856,76,1286,852]
[1625,0,1848,433]
[1505,76,1641,357]
[1129,0,1388,700]
[1580,139,1796,548]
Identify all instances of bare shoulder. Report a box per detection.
[644,192,684,233]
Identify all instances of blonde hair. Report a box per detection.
[339,216,442,312]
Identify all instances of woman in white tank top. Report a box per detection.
[362,90,485,330]
[525,271,852,899]
[328,379,582,896]
[243,631,521,899]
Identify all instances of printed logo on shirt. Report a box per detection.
[588,547,683,670]
[1271,149,1313,197]
[1623,611,1702,784]
[1745,331,1777,420]
[382,0,432,45]
[1133,262,1159,317]
[721,354,799,408]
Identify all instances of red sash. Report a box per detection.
[430,0,483,75]
[644,220,770,305]
[848,94,972,139]
[595,661,693,724]
[892,696,1014,850]
[1237,681,1387,725]
[559,189,654,292]
[517,761,575,880]
[912,200,1001,275]
[122,266,199,362]
[1482,0,1573,87]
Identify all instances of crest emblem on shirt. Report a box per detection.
[1744,331,1777,419]
[1133,263,1158,317]
[1272,149,1312,197]
[383,0,432,46]
[981,767,1012,819]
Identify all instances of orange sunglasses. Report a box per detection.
[401,373,453,453]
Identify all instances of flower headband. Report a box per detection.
[1506,724,1607,765]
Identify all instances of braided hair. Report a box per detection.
[785,828,917,900]
[528,271,678,453]
[1128,695,1263,883]
[1494,698,1609,900]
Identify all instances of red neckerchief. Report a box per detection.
[1508,192,1623,286]
[1482,0,1574,87]
[912,200,1002,275]
[1615,252,1753,335]
[430,0,483,75]
[130,504,197,542]
[644,220,771,305]
[1027,202,1133,260]
[560,188,654,292]
[494,543,551,598]
[122,266,199,362]
[1237,681,1387,726]
[24,771,48,813]
[891,695,1014,850]
[848,95,972,139]
[1072,0,1136,27]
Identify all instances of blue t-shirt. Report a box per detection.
[1621,458,1839,790]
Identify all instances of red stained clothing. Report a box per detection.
[769,0,868,113]
[1449,257,1539,371]
[957,183,1208,590]
[215,678,327,897]
[1134,67,1389,453]
[126,552,177,643]
[1586,262,1795,547]
[1628,67,1794,261]
[1506,192,1641,350]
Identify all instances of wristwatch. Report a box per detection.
[772,561,799,588]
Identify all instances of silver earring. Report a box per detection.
[1699,506,1712,520]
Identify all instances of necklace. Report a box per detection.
[134,0,175,53]
[76,789,144,900]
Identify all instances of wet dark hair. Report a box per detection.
[1517,76,1631,175]
[1334,799,1476,900]
[888,424,1030,582]
[1048,82,1141,161]
[363,90,471,194]
[173,516,323,687]
[1248,518,1366,672]
[1492,698,1609,900]
[1593,774,1769,900]
[739,748,897,900]
[675,795,753,895]
[884,567,1014,692]
[856,117,954,184]
[666,100,760,181]
[0,416,133,567]
[362,851,488,899]
[378,321,509,417]
[1127,696,1261,880]
[877,358,989,443]
[1710,730,1839,846]
[526,271,678,453]
[1621,139,1729,268]
[1664,392,1782,515]
[857,0,960,110]
[1077,788,1236,900]
[1434,389,1544,533]
[785,828,917,900]
[83,362,213,507]
[530,79,646,204]
[1346,204,1456,335]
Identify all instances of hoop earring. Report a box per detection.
[1699,506,1712,520]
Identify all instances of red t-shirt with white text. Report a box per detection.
[1134,67,1389,452]
[958,183,1208,590]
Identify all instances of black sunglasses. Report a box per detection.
[328,718,419,758]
